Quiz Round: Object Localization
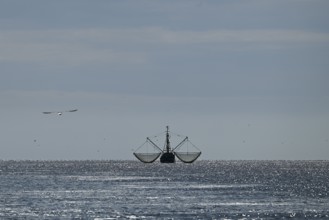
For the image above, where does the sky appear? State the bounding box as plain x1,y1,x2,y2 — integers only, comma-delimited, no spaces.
1,0,329,160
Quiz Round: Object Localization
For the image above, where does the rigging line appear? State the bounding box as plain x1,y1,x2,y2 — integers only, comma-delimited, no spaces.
172,137,188,151
147,137,163,152
187,140,202,151
134,140,148,152
147,131,166,139
169,131,187,139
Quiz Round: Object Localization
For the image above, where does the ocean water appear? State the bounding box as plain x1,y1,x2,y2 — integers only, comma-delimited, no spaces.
0,160,328,219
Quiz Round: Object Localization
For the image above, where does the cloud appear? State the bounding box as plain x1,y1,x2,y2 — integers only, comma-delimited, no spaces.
0,42,145,65
139,28,329,44
1,28,328,64
0,29,147,65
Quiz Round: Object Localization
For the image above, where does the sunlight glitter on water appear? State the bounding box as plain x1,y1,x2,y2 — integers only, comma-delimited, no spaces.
1,160,329,219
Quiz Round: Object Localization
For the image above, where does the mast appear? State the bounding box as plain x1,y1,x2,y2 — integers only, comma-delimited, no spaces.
160,126,175,163
165,126,171,153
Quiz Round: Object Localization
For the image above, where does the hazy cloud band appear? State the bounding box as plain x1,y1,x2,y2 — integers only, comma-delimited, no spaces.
1,28,328,64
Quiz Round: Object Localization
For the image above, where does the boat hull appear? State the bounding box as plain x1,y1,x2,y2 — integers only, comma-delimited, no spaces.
160,152,175,163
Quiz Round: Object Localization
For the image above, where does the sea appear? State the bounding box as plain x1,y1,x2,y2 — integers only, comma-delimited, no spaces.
0,160,328,219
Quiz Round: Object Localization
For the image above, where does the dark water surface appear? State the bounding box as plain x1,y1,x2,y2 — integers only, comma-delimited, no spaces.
0,160,328,219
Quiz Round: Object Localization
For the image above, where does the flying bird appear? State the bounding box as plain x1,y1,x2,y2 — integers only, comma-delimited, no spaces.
43,109,78,115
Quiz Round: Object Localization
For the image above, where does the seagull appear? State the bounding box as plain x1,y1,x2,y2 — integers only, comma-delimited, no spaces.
43,109,78,115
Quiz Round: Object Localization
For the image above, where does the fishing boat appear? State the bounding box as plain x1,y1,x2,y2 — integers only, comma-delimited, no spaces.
133,126,202,163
